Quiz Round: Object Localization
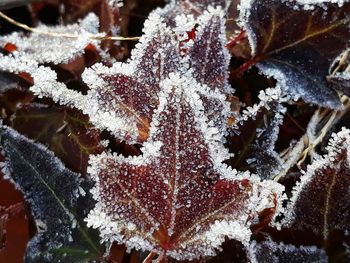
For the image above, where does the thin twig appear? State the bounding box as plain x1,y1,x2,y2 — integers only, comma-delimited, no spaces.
0,10,140,41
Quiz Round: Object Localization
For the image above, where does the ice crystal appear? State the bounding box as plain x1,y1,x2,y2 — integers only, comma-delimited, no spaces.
283,128,350,239
0,13,101,65
247,240,328,263
237,0,350,108
85,73,284,260
25,7,232,143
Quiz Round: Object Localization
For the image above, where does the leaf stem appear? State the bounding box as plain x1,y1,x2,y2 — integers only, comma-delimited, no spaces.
0,10,140,41
143,251,157,263
226,30,246,49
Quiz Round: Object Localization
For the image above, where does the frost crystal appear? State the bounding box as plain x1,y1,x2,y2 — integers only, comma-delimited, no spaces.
23,7,232,143
0,13,101,65
247,240,328,263
85,73,284,260
283,128,350,239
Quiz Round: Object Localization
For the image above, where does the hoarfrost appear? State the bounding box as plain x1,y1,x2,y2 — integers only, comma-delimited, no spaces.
85,73,284,260
247,239,328,263
283,128,350,239
0,13,101,65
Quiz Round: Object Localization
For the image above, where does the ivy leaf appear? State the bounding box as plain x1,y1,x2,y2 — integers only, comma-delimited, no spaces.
11,104,104,175
283,128,350,239
86,74,283,261
188,7,232,94
229,87,285,179
0,126,103,262
247,240,328,263
29,7,232,143
0,13,100,65
237,0,350,108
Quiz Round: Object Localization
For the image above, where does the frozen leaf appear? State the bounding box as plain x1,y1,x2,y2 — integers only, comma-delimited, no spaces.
188,6,232,94
0,13,100,65
237,0,350,108
283,128,350,239
28,8,232,142
247,240,328,263
156,0,231,27
86,73,283,261
12,104,104,175
229,88,286,179
0,126,103,262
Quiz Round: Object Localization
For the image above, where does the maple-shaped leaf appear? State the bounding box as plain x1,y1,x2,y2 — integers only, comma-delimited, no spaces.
247,240,328,263
28,7,232,143
237,0,350,108
283,128,350,239
0,126,103,262
86,73,283,261
0,13,100,65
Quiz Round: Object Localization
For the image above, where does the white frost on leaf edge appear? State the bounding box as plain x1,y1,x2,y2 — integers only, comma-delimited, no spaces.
282,127,350,230
247,239,328,263
0,13,101,65
85,73,285,260
234,85,287,127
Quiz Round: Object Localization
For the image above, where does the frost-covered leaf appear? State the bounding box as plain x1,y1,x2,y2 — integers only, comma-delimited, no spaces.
12,104,104,175
29,7,232,143
247,240,328,263
0,13,100,65
188,7,232,94
156,0,231,26
237,0,350,108
0,126,103,262
283,128,350,239
86,73,283,261
229,87,285,179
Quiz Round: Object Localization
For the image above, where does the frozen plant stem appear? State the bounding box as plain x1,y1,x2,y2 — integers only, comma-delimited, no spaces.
275,95,350,181
0,11,140,41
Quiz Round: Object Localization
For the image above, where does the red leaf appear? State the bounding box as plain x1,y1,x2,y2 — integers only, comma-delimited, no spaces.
86,74,283,261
